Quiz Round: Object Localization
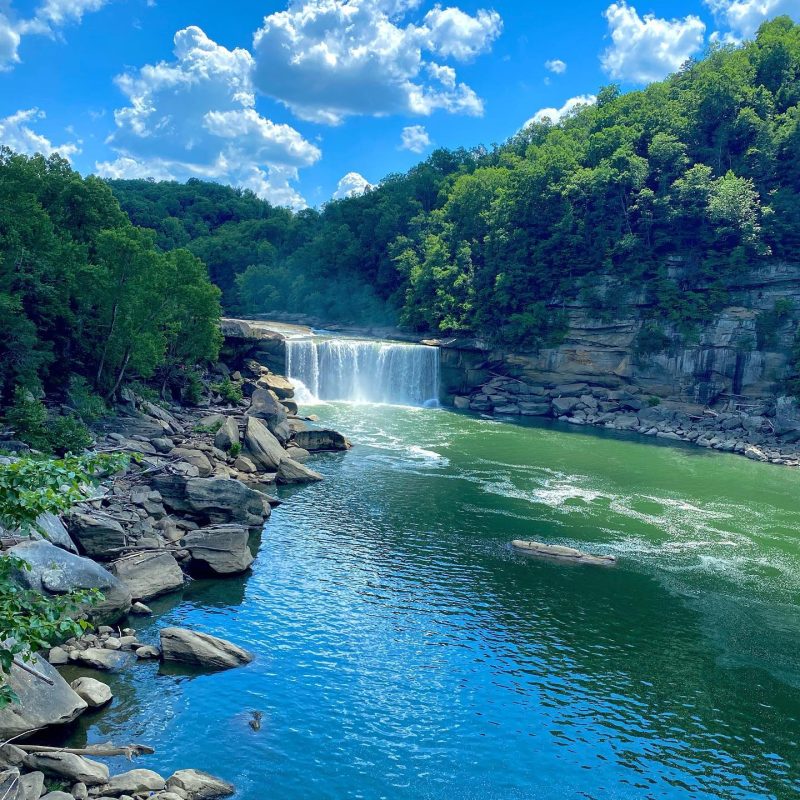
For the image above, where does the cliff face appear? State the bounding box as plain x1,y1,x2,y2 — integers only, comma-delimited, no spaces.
438,262,800,407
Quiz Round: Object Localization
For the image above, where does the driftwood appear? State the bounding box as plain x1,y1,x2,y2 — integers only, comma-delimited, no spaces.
18,743,155,760
512,540,617,567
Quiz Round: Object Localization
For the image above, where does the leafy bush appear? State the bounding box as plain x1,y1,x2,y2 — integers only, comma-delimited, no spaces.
756,299,794,350
182,369,205,406
66,376,108,422
635,324,671,357
212,377,243,404
0,452,128,707
5,388,93,456
229,442,242,458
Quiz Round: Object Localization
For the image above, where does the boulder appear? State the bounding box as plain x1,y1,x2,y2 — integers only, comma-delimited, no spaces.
276,458,323,485
248,387,287,425
0,746,25,771
166,769,235,799
519,402,551,416
33,513,77,553
244,417,286,471
110,551,184,601
552,396,580,415
213,417,240,452
183,525,253,575
70,676,112,708
169,449,213,478
23,753,108,786
20,771,43,800
0,771,23,800
65,511,126,559
135,645,161,659
40,793,72,800
8,540,131,624
293,429,351,452
70,647,129,671
159,627,253,670
152,476,270,529
48,646,69,665
101,769,166,796
256,374,294,400
233,455,257,474
285,446,310,462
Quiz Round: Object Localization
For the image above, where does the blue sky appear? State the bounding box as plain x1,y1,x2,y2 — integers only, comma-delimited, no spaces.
1,0,798,208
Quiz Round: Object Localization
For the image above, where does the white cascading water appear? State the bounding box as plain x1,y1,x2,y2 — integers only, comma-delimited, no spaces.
286,338,440,406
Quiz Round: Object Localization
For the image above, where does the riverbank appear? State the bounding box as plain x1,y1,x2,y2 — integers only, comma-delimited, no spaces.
0,342,350,799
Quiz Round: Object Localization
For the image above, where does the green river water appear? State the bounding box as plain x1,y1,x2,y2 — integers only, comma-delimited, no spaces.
63,404,800,799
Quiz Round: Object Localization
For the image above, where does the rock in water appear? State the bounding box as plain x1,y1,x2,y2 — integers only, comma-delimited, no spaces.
183,525,253,575
8,540,131,624
511,540,617,567
243,416,285,470
100,769,166,795
0,656,87,740
276,457,323,484
69,647,129,671
293,429,351,452
23,753,108,786
70,676,113,708
166,769,235,799
160,627,253,670
110,550,185,601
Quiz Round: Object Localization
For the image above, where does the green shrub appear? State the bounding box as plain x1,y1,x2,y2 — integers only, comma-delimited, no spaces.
5,387,93,455
635,324,671,356
194,421,223,435
183,370,205,406
212,377,243,404
66,376,108,422
229,442,242,458
647,396,661,407
756,299,794,350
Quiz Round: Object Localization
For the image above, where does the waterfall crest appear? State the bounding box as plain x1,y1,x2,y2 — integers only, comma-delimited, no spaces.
286,338,440,406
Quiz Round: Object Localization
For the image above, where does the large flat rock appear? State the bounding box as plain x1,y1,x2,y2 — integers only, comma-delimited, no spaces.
160,627,253,671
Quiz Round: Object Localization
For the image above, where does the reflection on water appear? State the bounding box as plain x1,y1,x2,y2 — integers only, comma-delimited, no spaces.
67,405,800,799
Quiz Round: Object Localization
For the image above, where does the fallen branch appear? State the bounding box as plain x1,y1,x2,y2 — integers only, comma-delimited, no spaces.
18,743,155,760
12,657,54,686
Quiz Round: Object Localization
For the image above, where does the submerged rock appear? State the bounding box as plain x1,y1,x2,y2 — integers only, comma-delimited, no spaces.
70,676,113,708
159,627,253,670
511,540,617,567
293,429,351,452
276,458,323,484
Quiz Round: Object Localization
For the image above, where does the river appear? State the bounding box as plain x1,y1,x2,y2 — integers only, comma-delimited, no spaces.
61,396,800,799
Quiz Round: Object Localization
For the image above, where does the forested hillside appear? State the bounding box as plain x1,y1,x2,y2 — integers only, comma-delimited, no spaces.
0,150,221,405
107,17,800,352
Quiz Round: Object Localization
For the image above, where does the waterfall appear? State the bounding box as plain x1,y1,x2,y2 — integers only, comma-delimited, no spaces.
286,338,440,406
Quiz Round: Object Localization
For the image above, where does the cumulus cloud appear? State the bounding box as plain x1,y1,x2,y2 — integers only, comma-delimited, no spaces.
0,0,108,69
523,94,597,128
705,0,800,41
544,58,567,74
98,26,320,209
400,124,431,152
601,2,706,84
252,0,502,125
332,171,372,200
0,108,80,158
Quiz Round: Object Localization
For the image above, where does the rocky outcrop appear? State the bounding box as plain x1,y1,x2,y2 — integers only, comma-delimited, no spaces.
243,417,285,470
276,458,323,484
183,525,254,575
9,540,131,624
0,656,87,739
213,417,239,452
152,476,271,530
159,627,253,670
110,551,185,601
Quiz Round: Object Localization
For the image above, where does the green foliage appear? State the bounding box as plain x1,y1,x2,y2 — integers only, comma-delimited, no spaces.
0,150,221,403
105,20,800,349
5,388,92,456
212,377,243,405
647,396,662,407
228,442,242,458
0,452,128,707
193,421,224,434
66,376,108,423
635,324,672,356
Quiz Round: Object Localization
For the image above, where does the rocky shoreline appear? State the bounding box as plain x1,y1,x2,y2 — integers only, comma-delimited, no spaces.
456,377,800,467
0,341,350,799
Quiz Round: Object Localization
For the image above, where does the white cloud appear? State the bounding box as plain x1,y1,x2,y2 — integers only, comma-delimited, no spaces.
400,124,431,152
523,94,597,128
601,2,706,84
422,6,502,60
332,171,372,200
0,0,108,70
0,108,79,159
705,0,800,41
544,58,567,74
252,0,501,125
98,26,320,209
